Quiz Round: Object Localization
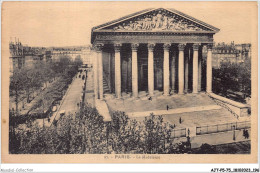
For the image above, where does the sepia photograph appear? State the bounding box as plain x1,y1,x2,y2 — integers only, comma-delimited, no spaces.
1,1,258,164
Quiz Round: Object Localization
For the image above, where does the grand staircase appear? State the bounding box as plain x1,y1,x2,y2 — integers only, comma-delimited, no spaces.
103,78,110,94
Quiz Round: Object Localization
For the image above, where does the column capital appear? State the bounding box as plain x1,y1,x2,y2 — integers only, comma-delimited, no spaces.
207,43,213,50
163,43,171,51
94,43,104,52
114,43,122,53
192,43,200,51
202,44,207,49
147,43,155,51
131,43,139,52
178,43,186,51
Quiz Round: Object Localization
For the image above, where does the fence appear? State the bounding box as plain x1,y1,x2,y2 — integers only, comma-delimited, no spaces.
171,128,186,138
196,121,250,135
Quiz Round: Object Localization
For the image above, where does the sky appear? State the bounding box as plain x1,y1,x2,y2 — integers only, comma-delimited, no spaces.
2,1,257,47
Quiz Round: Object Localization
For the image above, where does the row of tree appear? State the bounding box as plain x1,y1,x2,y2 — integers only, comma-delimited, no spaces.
9,104,191,154
213,58,251,103
9,55,83,115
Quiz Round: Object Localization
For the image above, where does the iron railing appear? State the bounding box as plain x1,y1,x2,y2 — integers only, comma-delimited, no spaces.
171,128,186,138
196,121,250,135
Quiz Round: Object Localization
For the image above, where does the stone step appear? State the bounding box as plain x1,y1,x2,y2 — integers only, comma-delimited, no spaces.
122,92,131,99
139,91,148,97
154,91,163,97
104,94,115,99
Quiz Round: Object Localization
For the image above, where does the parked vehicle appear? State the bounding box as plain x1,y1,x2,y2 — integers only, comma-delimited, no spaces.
59,110,66,117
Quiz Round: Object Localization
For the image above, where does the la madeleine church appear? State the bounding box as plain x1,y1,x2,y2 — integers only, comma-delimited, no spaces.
91,8,220,100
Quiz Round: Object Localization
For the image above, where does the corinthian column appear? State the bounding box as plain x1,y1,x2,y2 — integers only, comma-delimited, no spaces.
171,50,177,92
178,44,186,94
184,48,189,93
148,43,155,96
198,47,202,92
96,43,104,100
93,47,98,100
131,43,139,98
193,43,199,94
163,43,171,96
114,43,122,98
207,44,213,93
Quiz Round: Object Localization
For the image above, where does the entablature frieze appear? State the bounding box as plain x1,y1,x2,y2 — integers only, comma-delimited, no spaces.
93,33,213,45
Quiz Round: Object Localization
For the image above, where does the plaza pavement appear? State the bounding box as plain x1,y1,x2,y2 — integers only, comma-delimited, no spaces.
106,92,217,113
105,91,251,144
127,105,222,117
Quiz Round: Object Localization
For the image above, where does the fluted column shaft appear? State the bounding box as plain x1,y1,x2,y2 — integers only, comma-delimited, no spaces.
96,43,104,100
193,44,199,94
148,43,155,96
178,44,185,94
131,43,139,98
184,48,189,93
114,44,122,98
207,44,213,93
198,48,202,92
171,50,177,92
163,43,171,96
171,51,178,93
93,50,99,100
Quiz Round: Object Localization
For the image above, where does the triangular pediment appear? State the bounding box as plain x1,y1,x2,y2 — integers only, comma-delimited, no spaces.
93,8,220,33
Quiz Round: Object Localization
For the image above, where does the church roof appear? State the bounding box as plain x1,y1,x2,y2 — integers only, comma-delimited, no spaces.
91,8,220,43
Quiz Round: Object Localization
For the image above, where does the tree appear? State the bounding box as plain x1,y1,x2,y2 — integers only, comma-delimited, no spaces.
57,55,72,73
142,114,173,154
24,66,43,103
10,68,26,114
213,61,239,96
74,55,83,67
10,105,184,154
238,58,251,98
108,111,143,153
213,59,251,101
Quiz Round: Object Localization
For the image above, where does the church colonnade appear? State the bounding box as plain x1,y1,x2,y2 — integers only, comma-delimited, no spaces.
93,42,213,100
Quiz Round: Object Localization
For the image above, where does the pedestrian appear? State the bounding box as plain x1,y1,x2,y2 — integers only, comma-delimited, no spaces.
187,128,190,136
48,117,50,123
243,129,246,139
166,105,169,111
179,117,182,124
186,136,191,149
245,129,249,139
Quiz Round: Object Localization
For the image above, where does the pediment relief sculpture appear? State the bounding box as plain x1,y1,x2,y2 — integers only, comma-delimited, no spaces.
112,12,207,32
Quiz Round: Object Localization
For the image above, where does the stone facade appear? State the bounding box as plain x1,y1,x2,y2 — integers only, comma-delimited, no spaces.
9,39,52,75
91,8,220,99
211,42,251,69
